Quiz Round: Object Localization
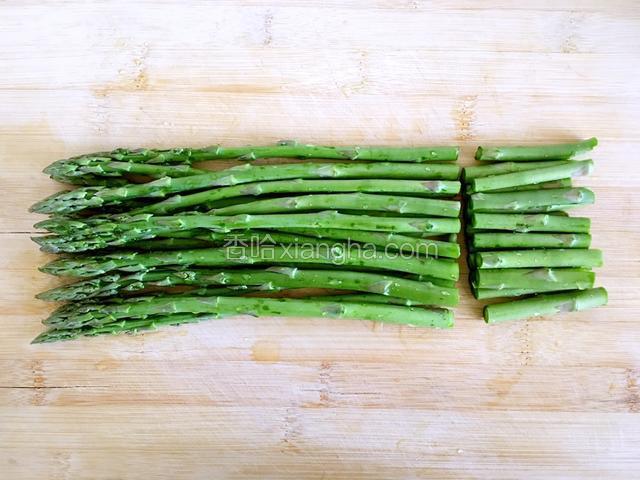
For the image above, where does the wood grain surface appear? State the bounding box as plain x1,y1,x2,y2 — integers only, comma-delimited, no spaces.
1,1,639,478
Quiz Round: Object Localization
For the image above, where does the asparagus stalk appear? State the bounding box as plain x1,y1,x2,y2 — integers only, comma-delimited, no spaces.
469,188,595,213
35,290,436,343
471,233,591,250
472,286,589,299
464,161,570,180
33,313,219,343
160,228,461,262
212,193,460,218
34,296,455,342
478,178,572,193
483,287,607,323
475,138,597,162
470,213,590,233
42,294,455,330
45,142,460,173
310,293,422,306
471,268,595,290
37,267,459,306
39,245,460,280
47,160,210,184
277,227,460,259
136,178,461,215
126,237,217,250
34,211,461,253
31,162,461,215
473,249,602,269
468,160,593,193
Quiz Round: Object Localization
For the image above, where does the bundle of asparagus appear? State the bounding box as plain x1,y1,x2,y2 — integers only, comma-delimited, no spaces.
31,142,462,342
464,138,607,323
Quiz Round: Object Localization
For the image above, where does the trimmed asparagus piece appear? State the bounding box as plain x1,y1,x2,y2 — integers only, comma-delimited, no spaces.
472,286,591,300
470,213,590,233
471,268,595,290
471,233,591,250
469,161,592,194
40,246,460,280
480,178,572,193
31,162,461,215
464,161,570,180
475,138,597,162
473,249,602,269
34,211,461,253
483,287,607,323
278,227,460,259
212,193,460,218
37,267,459,306
42,294,455,330
469,188,595,213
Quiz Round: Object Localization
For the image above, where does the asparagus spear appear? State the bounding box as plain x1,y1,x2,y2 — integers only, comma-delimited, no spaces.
135,178,461,215
277,227,460,259
34,297,455,343
42,294,455,330
473,249,602,269
37,267,459,306
483,287,607,323
45,142,460,173
470,213,590,233
47,160,210,184
33,313,218,343
31,162,461,215
472,286,589,299
310,293,423,306
469,188,595,213
478,178,572,193
471,233,591,250
463,161,570,180
35,290,439,343
212,193,460,218
39,245,460,280
475,138,597,162
166,228,461,261
468,160,593,193
34,211,461,253
471,268,594,290
126,237,217,250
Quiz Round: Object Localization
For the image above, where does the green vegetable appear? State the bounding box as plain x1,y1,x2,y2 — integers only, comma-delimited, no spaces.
483,287,607,323
470,213,590,233
41,294,455,331
471,268,594,290
37,267,459,306
475,138,597,162
32,162,461,215
469,188,595,213
212,193,460,218
40,245,460,280
34,211,461,253
473,249,602,269
464,161,570,180
471,233,591,250
277,227,460,258
480,178,572,193
468,160,593,193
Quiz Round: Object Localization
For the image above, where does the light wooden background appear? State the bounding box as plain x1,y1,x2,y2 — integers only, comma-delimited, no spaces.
1,1,639,478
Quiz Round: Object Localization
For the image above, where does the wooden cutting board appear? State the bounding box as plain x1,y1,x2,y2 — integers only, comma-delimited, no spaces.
1,1,639,478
